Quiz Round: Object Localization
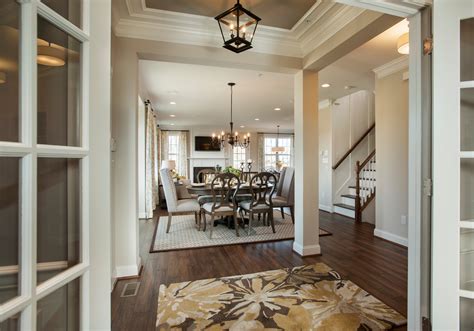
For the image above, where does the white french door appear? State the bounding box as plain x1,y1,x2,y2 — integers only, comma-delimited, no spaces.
432,0,474,329
0,0,90,330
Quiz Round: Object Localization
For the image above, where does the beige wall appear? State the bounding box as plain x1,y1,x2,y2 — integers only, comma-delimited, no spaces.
374,68,409,245
318,104,332,211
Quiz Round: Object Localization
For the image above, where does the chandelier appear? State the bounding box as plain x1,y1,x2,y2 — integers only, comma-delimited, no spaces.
212,82,250,149
271,125,286,153
215,0,261,53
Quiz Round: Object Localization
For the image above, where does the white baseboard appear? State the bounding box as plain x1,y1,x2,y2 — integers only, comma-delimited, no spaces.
139,212,149,219
293,242,321,256
319,204,333,213
374,228,408,247
114,257,142,278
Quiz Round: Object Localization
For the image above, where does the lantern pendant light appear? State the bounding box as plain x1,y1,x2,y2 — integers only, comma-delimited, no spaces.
272,125,286,153
215,0,261,53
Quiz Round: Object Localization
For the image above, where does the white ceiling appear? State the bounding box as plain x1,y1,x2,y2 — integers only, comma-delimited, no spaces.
139,61,294,131
318,19,409,101
139,19,409,131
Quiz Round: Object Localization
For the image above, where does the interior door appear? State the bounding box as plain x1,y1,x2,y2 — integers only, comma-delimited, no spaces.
432,0,474,330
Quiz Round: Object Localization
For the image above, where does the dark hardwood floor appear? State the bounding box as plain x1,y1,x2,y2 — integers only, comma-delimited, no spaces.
111,210,408,331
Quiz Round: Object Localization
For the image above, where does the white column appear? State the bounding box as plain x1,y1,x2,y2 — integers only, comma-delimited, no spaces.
293,70,320,256
111,38,141,278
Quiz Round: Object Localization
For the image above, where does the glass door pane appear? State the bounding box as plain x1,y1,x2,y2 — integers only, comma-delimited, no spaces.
37,158,80,284
0,157,21,304
37,278,80,330
37,16,81,147
0,1,21,142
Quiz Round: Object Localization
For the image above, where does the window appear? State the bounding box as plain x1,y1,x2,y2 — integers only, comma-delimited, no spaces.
168,134,179,162
233,145,247,169
263,136,293,169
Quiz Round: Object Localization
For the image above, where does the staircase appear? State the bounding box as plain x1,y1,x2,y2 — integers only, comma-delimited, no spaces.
331,123,376,221
334,151,376,220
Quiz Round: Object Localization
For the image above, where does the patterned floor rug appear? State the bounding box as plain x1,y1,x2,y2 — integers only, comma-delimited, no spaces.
151,211,331,252
156,263,407,330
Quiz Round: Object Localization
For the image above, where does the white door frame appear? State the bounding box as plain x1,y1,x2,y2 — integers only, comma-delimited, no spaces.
335,1,430,330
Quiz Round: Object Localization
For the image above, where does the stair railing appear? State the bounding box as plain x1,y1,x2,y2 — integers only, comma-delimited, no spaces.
333,123,375,170
355,150,376,222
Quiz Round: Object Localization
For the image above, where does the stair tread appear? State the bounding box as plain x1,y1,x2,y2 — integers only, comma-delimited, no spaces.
341,194,357,199
334,203,355,211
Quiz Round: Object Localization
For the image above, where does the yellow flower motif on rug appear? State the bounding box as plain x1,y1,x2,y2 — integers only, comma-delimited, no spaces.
156,263,406,330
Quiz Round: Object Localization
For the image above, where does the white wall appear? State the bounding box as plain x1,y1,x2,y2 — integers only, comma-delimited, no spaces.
374,68,409,246
331,90,375,204
318,103,333,212
111,35,141,279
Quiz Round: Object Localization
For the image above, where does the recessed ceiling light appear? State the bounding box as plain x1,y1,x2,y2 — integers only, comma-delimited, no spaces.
344,85,356,90
321,83,331,88
170,101,176,105
254,118,260,121
274,107,281,111
240,125,245,128
170,114,176,117
170,123,175,126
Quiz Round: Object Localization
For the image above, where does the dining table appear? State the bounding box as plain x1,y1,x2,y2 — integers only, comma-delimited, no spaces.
186,183,274,229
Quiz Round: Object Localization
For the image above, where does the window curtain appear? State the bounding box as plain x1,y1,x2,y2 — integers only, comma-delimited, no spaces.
257,133,265,171
176,131,188,178
145,106,159,219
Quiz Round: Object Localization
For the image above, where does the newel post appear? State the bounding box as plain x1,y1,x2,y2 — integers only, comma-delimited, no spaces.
355,161,361,222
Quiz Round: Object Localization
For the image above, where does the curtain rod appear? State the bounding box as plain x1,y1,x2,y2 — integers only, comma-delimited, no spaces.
257,132,294,136
160,129,190,132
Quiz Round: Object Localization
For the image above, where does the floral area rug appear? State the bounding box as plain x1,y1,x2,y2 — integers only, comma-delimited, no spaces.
156,263,406,330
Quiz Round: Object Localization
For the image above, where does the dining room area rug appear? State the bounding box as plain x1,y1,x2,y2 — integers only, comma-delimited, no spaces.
156,263,407,330
151,211,331,253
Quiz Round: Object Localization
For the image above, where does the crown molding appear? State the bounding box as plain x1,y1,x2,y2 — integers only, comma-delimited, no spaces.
373,55,409,79
335,0,430,17
114,0,377,58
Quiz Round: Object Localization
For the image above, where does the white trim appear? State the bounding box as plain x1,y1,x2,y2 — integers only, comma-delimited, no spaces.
37,2,89,42
319,204,333,213
335,0,429,17
114,258,142,278
318,99,331,109
460,221,474,229
374,228,409,247
292,242,321,256
114,0,370,58
407,12,423,331
373,56,409,79
0,261,69,276
138,212,149,219
460,80,474,88
461,151,474,158
36,264,89,301
459,290,474,299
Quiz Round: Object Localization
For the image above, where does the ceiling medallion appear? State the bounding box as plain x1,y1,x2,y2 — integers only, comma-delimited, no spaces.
212,82,250,149
215,0,261,54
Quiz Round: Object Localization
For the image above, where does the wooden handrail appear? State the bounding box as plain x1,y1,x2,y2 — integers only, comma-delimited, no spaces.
358,149,376,171
332,123,375,170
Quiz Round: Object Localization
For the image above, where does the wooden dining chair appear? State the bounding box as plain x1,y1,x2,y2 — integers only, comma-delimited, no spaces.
197,169,216,184
238,172,277,234
201,173,241,238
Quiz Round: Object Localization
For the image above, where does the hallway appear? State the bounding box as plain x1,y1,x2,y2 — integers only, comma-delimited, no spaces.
111,211,407,330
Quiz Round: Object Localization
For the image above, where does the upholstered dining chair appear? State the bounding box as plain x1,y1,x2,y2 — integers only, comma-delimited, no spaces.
160,168,201,233
201,173,241,238
239,172,277,234
271,167,295,223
